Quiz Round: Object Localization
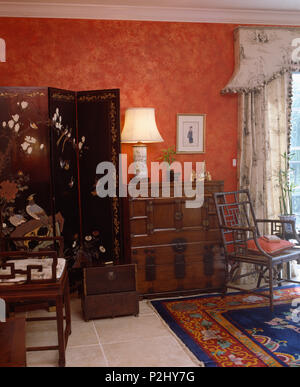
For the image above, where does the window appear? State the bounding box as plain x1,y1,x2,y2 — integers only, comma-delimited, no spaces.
290,73,300,230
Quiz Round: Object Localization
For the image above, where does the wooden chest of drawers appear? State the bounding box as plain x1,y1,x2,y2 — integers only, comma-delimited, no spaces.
129,181,225,297
81,264,139,320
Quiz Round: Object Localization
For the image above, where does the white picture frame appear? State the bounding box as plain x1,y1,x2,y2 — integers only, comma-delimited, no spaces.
176,114,206,154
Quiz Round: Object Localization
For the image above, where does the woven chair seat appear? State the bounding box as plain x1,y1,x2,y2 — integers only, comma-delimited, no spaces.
0,258,66,284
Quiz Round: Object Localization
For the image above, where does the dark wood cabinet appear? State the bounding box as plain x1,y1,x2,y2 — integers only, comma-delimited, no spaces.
81,264,139,320
129,181,226,297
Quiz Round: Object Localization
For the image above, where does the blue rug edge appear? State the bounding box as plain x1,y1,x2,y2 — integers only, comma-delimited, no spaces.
150,285,300,367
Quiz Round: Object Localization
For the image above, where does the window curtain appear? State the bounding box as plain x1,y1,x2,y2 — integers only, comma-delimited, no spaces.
222,26,300,284
237,72,297,284
239,73,290,224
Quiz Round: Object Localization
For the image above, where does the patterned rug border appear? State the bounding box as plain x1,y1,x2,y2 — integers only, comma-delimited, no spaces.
149,285,300,367
219,303,292,367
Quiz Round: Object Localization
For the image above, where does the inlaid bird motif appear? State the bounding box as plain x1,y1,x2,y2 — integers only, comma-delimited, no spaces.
26,194,47,221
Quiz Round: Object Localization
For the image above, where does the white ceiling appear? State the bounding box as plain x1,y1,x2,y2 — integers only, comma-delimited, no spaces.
0,0,296,9
2,0,300,10
1,0,300,25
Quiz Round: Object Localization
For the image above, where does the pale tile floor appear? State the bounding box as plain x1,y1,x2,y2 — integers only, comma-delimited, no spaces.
24,296,202,367
21,264,300,367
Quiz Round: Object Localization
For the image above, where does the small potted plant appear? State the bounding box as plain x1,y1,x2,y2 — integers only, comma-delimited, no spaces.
278,152,296,233
159,146,177,181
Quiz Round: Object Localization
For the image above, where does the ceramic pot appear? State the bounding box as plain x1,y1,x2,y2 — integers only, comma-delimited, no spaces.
279,214,296,235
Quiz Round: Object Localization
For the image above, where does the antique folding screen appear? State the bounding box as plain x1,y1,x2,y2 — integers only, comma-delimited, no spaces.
0,87,57,247
0,87,123,266
77,89,122,264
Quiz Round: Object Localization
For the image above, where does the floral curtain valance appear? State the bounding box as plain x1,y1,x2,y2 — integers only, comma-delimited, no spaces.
222,26,300,95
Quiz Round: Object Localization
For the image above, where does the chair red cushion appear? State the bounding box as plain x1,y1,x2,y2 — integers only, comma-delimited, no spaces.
247,237,294,255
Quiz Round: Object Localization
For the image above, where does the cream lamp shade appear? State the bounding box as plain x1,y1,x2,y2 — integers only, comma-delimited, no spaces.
121,108,163,179
121,108,163,143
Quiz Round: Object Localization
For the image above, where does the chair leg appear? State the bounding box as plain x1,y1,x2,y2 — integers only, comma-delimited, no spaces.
56,295,66,367
287,261,292,280
269,265,274,313
256,265,264,288
277,264,282,287
64,279,71,338
221,286,227,297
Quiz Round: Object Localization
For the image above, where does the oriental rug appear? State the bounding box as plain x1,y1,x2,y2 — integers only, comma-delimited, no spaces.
151,286,300,367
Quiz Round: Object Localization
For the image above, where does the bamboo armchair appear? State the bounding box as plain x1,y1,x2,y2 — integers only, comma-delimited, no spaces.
213,189,300,312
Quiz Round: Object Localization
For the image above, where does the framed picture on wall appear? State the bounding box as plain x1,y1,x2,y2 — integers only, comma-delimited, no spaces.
176,114,206,154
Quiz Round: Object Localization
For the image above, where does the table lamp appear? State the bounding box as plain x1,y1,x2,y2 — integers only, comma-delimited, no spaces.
121,107,163,179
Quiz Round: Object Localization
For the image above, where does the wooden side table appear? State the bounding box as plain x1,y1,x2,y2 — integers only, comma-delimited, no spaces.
0,317,26,367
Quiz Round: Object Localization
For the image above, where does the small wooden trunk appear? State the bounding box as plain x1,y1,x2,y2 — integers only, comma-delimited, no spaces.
81,264,139,320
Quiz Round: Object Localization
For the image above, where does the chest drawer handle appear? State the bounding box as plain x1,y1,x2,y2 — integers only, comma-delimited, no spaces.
144,248,155,254
175,212,183,221
107,271,116,281
172,238,187,253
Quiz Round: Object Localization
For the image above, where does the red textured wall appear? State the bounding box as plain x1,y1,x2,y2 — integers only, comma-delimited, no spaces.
0,17,238,191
